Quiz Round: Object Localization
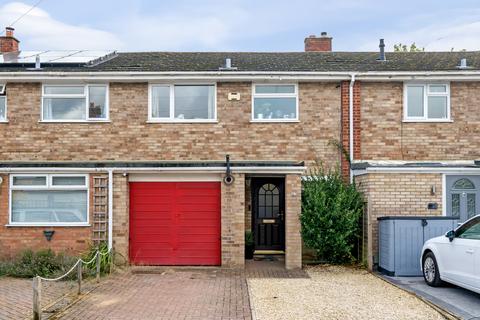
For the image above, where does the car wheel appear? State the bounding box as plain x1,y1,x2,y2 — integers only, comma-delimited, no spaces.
423,252,443,287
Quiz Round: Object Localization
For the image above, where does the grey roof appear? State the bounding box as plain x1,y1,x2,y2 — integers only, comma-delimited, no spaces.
1,51,480,72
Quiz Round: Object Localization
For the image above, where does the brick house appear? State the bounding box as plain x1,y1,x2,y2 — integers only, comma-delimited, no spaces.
0,29,479,270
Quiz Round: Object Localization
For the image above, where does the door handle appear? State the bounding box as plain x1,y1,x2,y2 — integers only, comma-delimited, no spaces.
466,249,475,254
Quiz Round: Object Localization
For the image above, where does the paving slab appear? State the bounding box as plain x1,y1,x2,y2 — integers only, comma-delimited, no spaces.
382,275,480,320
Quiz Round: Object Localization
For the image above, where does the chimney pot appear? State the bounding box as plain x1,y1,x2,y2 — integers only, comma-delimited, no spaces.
0,26,19,53
5,27,14,37
305,33,332,52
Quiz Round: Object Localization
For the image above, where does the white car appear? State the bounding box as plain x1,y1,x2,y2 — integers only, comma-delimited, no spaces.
421,215,480,294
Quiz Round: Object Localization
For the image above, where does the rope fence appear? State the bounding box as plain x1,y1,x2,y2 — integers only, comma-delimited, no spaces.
32,249,112,320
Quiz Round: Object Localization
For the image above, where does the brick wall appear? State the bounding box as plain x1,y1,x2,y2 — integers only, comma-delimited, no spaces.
112,174,129,261
361,81,480,160
0,174,94,258
221,173,245,267
340,81,361,180
244,178,252,232
356,173,442,269
0,82,341,169
285,174,302,269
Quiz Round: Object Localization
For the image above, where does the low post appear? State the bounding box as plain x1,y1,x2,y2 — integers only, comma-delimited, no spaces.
77,261,82,295
33,276,42,320
96,252,101,283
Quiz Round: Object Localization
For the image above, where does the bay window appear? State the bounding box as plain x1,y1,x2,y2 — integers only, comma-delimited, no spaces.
404,83,450,121
10,174,89,225
42,84,108,121
252,84,298,121
149,84,216,121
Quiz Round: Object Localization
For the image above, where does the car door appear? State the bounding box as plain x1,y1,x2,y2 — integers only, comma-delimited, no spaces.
444,217,480,288
436,238,475,284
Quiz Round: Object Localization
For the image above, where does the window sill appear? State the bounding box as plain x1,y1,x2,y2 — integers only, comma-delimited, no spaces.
38,120,111,123
402,119,453,123
5,223,91,227
0,120,8,123
147,120,218,124
250,119,300,123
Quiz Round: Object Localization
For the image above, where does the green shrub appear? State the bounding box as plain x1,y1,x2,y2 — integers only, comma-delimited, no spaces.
245,231,254,246
301,165,364,264
0,249,76,278
82,242,112,275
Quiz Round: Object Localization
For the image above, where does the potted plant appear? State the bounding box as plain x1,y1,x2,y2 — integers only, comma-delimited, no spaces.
245,231,254,259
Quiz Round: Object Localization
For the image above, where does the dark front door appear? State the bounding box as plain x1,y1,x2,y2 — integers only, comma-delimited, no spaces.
252,178,285,251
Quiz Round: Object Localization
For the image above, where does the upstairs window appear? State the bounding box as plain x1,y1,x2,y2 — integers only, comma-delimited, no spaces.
252,84,298,121
404,83,450,121
149,84,216,122
42,84,108,121
0,83,6,122
10,174,89,226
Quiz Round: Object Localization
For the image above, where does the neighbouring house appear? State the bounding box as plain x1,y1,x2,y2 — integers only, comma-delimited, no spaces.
0,28,479,270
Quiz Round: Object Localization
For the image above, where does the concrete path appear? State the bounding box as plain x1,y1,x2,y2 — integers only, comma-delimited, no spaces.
382,275,480,320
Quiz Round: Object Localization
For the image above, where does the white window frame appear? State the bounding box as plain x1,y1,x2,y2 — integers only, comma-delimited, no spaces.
8,173,90,226
251,83,299,122
148,83,217,123
403,83,451,122
41,84,109,122
0,95,7,123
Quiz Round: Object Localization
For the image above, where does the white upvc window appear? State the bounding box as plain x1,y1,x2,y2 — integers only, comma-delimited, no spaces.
252,84,299,122
0,83,6,122
41,84,109,122
148,84,217,122
404,83,450,122
0,95,6,122
9,174,89,226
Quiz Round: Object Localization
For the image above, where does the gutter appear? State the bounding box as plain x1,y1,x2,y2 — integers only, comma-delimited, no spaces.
0,166,306,174
1,70,480,81
349,73,356,184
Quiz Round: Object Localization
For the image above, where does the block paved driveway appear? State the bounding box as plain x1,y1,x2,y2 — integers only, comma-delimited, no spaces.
56,268,252,320
0,277,77,320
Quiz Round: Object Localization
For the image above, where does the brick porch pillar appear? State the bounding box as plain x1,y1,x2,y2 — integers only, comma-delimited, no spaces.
221,173,245,268
112,173,129,260
285,174,302,269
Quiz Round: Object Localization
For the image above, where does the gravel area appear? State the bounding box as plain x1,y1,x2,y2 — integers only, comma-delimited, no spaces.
247,265,446,320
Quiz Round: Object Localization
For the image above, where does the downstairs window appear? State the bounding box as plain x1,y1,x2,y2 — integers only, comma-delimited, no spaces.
10,174,89,225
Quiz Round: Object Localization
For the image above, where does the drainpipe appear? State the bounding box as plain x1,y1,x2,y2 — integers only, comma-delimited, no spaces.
349,73,356,184
107,169,113,250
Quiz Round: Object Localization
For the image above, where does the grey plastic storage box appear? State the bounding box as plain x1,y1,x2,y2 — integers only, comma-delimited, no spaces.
378,216,458,276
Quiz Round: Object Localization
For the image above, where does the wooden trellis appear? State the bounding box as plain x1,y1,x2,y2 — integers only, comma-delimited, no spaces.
92,176,108,244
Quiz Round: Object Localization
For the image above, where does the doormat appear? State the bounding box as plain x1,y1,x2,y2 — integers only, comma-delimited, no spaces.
253,255,279,262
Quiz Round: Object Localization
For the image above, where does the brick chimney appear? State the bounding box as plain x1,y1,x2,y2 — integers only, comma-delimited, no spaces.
0,27,20,53
304,32,332,52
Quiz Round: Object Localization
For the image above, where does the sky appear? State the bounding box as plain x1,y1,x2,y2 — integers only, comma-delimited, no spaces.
0,0,479,52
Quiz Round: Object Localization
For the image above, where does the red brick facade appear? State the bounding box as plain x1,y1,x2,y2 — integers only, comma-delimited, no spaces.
304,34,332,52
0,27,19,53
0,174,94,258
340,80,361,180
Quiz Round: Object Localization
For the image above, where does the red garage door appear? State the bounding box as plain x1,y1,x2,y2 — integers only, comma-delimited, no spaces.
129,182,221,265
